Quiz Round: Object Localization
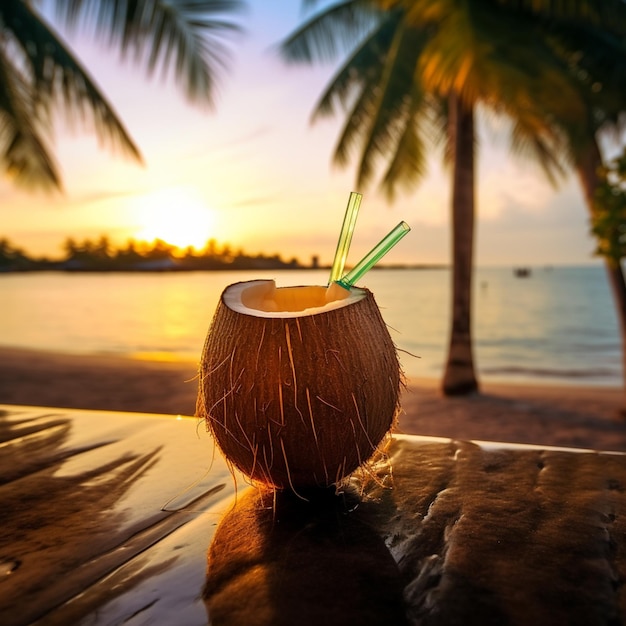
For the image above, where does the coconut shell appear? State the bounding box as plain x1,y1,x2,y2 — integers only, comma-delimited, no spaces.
197,280,401,490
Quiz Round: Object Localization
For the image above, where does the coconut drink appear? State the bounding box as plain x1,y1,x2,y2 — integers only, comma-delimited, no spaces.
197,194,410,491
196,279,402,490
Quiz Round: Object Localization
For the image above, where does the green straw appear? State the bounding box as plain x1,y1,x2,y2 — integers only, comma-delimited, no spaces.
337,221,410,289
328,192,362,285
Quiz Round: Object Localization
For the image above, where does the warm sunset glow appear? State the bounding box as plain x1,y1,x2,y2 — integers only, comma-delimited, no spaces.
133,187,217,250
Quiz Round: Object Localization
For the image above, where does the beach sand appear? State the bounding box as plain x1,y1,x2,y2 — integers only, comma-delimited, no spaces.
1,346,625,452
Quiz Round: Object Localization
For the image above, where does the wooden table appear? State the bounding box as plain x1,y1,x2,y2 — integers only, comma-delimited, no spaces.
1,404,625,626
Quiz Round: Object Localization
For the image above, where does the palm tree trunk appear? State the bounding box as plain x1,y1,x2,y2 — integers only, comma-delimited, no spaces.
442,93,479,396
577,141,626,401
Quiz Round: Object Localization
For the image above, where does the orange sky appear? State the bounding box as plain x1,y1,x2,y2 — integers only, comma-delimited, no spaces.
0,1,600,267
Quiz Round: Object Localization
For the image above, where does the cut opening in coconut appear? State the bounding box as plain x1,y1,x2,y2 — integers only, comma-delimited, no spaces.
224,279,366,317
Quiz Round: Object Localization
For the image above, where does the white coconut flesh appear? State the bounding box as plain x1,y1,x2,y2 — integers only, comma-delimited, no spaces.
223,279,367,317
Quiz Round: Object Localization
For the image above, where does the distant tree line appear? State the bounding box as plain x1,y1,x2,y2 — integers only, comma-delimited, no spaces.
0,235,311,272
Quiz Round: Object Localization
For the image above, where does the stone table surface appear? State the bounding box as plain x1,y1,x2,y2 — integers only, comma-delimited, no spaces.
1,404,625,626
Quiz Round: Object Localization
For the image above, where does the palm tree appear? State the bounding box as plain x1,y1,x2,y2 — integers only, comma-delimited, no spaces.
279,0,598,395
0,0,243,191
377,3,626,398
542,22,626,394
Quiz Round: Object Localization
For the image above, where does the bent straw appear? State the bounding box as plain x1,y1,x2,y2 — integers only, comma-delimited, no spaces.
328,192,362,285
337,221,411,289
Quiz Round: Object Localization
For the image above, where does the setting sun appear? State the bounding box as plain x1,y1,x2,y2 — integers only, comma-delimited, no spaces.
133,187,217,250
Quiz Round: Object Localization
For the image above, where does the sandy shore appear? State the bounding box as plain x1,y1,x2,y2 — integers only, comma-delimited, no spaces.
1,346,625,451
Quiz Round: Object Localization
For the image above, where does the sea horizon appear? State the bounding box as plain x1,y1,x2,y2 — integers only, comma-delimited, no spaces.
2,265,621,388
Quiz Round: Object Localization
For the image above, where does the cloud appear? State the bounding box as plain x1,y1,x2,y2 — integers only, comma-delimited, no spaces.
479,155,561,220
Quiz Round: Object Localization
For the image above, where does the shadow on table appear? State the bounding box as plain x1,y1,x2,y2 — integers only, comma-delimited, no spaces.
203,486,409,626
0,410,163,625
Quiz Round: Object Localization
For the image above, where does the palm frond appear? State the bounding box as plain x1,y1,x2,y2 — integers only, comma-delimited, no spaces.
279,0,379,65
331,72,380,170
382,0,626,33
380,89,429,201
377,0,458,26
508,118,568,186
296,9,432,194
546,21,626,125
0,44,61,191
424,94,450,161
51,0,245,103
354,19,426,188
321,20,404,184
493,0,626,35
310,11,400,119
4,0,142,162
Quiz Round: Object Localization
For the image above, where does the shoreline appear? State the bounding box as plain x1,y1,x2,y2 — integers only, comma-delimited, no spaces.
1,346,625,452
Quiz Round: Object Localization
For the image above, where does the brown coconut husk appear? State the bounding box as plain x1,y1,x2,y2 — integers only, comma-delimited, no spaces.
196,280,402,491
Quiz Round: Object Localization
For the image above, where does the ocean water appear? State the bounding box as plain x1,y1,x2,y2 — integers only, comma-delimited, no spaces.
0,266,621,387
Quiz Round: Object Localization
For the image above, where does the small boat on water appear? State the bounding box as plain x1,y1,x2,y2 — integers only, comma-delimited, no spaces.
514,267,531,278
